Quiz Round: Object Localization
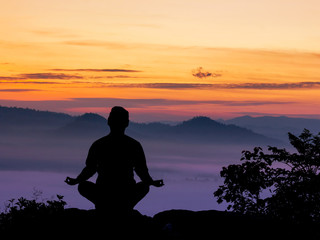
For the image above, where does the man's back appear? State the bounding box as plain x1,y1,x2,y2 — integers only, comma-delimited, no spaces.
85,134,151,187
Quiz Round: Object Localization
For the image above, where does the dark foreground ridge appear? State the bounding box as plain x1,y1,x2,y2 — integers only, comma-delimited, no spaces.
2,208,320,239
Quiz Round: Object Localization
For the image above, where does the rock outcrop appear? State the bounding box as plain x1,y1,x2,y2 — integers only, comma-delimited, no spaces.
2,208,320,239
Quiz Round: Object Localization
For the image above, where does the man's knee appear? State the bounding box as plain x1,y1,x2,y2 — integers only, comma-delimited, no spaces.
138,182,150,195
144,183,150,194
78,181,97,205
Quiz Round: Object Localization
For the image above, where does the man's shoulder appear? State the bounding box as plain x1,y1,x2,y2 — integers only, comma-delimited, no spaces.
91,134,141,145
91,135,110,146
124,135,141,145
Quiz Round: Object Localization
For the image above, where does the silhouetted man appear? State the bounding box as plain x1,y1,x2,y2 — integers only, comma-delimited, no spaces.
65,106,164,215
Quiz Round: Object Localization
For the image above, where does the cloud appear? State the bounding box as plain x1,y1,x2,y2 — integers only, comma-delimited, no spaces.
216,82,320,90
106,83,214,89
97,81,320,90
0,73,83,81
104,75,140,79
0,81,63,84
0,89,41,92
119,81,320,90
192,67,222,79
0,69,140,82
50,68,141,73
18,73,83,80
2,73,320,90
0,76,24,80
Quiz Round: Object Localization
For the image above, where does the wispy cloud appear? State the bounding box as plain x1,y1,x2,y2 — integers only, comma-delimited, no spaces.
2,71,320,90
104,75,140,79
0,73,83,81
50,68,141,73
95,81,320,90
106,83,214,89
0,81,63,84
18,73,83,80
0,69,141,82
0,89,41,92
0,76,24,80
217,82,320,90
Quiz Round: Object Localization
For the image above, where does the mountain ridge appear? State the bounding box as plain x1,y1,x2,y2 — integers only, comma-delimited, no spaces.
222,115,320,141
0,105,73,133
0,106,284,144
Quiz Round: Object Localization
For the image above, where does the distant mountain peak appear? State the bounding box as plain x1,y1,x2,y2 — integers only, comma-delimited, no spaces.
190,116,213,122
57,113,108,137
180,116,223,127
76,113,107,123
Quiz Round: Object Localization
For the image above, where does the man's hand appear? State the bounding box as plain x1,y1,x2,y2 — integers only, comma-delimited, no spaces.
151,179,164,187
65,177,79,186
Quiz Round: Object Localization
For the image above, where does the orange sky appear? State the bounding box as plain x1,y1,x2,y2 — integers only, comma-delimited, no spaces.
1,0,320,121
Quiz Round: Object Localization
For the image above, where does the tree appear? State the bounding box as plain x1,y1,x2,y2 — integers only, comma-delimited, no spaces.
214,129,320,223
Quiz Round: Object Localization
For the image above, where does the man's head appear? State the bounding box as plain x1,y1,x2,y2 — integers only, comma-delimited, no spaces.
108,106,129,133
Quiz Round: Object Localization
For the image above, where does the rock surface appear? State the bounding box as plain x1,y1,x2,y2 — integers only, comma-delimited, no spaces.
2,208,320,239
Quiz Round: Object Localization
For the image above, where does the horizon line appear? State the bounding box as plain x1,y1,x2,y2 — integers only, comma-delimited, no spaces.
1,104,320,123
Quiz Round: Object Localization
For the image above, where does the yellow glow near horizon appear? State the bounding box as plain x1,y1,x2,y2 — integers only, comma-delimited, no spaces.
1,0,320,121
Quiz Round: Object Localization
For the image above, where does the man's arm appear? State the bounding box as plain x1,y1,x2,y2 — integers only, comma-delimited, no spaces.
75,165,96,182
65,143,98,185
134,143,164,187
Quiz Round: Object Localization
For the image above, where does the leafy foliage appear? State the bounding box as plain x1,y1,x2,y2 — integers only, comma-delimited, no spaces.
214,129,320,223
0,192,67,232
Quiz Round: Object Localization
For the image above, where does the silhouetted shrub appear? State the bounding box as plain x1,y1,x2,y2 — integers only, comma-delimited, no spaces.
214,129,320,223
0,192,66,232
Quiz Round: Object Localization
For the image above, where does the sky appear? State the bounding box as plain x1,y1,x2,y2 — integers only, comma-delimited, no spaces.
1,0,320,122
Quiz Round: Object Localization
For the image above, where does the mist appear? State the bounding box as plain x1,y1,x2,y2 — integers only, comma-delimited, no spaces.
0,130,266,216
